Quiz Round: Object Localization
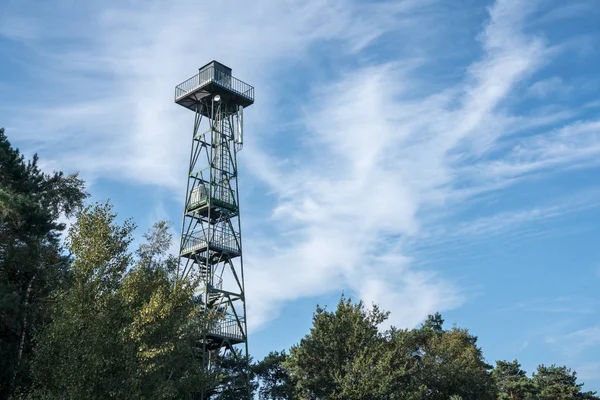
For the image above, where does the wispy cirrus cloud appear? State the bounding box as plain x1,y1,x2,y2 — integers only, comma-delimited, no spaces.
502,296,598,316
469,120,600,181
1,0,448,329
243,0,600,329
547,326,600,357
409,188,600,255
1,0,600,336
2,0,421,188
564,327,600,353
527,76,572,98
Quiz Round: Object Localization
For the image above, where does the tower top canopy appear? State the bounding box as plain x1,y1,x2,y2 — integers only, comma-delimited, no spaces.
175,60,254,114
199,60,232,75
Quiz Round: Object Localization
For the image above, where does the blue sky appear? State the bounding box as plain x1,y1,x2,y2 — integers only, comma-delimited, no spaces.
1,0,600,391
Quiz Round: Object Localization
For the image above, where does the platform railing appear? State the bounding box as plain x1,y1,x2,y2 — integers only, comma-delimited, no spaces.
188,185,208,209
188,184,236,210
210,275,223,290
181,228,240,256
209,317,244,340
175,66,254,102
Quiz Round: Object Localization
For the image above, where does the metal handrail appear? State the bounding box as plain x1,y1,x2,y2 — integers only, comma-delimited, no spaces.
209,317,243,340
181,228,240,255
175,66,254,102
210,275,223,290
188,184,236,209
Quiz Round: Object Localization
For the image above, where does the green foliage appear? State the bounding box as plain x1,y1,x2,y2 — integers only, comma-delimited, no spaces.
532,364,599,400
31,202,136,399
253,351,295,400
31,209,212,399
0,128,86,398
4,128,599,400
214,350,257,400
410,316,497,400
340,335,415,399
120,223,210,398
256,298,600,400
266,300,497,400
286,295,390,399
493,360,536,400
0,131,251,398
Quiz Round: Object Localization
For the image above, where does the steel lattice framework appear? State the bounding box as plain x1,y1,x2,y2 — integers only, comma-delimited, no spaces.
174,61,254,399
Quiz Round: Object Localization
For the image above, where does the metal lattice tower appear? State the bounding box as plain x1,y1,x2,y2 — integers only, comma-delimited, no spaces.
174,61,254,398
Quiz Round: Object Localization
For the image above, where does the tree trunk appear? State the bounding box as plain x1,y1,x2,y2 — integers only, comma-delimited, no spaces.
10,273,36,396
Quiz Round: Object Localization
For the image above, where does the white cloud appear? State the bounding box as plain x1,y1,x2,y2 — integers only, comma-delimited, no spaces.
546,326,600,365
244,0,588,330
475,120,600,181
4,0,419,189
502,296,598,316
564,327,600,354
409,189,600,254
536,1,598,25
2,0,444,330
2,0,600,334
527,76,571,98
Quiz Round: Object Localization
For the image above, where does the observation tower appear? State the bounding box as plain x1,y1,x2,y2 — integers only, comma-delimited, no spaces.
174,61,254,398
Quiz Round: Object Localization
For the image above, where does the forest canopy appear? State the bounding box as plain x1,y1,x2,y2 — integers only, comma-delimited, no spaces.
1,127,598,399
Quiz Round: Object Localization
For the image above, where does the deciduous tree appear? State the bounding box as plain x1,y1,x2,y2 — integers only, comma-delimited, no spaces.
32,210,216,399
31,202,135,399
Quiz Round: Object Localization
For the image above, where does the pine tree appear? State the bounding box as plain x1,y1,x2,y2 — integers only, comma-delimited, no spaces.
0,128,86,398
532,364,599,400
492,360,535,400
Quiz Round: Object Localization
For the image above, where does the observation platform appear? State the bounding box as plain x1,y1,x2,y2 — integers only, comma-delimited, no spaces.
174,61,254,115
180,229,241,262
208,318,244,343
186,185,238,220
204,319,245,349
